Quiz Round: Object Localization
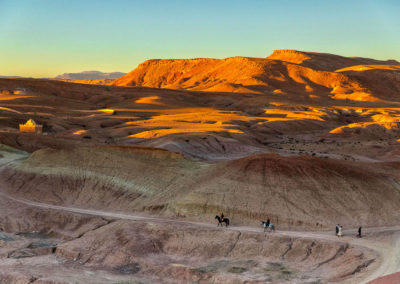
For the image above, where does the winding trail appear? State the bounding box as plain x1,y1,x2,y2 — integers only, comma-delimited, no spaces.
0,190,400,283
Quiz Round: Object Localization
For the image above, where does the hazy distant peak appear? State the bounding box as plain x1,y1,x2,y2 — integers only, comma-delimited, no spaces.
55,71,126,80
0,75,24,79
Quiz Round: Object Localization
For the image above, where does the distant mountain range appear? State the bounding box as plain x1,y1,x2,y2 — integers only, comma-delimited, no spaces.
55,71,126,80
0,76,24,79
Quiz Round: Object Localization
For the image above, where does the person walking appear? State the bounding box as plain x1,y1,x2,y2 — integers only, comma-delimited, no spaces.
357,226,362,238
338,226,342,237
335,224,339,236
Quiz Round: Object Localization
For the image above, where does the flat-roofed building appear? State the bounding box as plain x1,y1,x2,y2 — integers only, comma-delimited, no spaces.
19,119,43,134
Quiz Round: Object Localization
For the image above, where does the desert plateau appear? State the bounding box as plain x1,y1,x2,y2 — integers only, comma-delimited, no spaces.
0,47,400,283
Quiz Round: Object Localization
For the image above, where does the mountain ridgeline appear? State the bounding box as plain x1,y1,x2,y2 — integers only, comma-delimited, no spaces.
112,50,400,102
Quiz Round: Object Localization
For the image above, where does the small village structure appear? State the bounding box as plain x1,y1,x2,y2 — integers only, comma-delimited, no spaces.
19,119,43,134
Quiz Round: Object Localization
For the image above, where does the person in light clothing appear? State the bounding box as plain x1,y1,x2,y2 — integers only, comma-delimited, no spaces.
338,226,343,237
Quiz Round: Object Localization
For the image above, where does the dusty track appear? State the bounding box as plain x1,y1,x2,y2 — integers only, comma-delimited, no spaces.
0,190,399,283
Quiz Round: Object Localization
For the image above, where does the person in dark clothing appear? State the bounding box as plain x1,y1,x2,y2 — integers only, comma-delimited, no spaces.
335,224,339,236
266,218,270,228
357,226,362,238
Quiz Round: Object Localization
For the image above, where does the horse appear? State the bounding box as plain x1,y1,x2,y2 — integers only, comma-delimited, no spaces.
215,215,230,227
261,221,275,232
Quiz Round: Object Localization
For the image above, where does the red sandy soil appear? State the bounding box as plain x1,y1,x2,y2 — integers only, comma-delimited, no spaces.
368,272,400,284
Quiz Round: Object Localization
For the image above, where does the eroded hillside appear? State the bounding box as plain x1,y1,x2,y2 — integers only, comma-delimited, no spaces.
1,77,400,162
2,145,400,230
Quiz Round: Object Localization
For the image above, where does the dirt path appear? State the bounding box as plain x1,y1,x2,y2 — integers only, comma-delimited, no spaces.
0,190,399,283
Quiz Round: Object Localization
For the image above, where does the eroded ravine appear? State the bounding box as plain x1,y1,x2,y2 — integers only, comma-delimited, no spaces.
0,146,399,283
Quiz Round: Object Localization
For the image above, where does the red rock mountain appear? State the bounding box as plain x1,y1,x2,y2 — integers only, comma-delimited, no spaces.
112,50,400,102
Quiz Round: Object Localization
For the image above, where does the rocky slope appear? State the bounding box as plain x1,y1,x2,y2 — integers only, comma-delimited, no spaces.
0,143,382,283
0,194,377,283
2,145,400,231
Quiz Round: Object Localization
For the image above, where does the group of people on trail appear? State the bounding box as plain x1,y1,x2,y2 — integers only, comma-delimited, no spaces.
216,213,364,238
336,224,362,238
216,213,275,232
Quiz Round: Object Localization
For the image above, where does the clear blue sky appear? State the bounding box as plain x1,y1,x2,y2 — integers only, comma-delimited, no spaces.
0,0,399,77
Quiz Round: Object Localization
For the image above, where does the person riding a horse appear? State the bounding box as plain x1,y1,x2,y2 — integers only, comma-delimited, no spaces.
215,213,229,227
261,218,275,232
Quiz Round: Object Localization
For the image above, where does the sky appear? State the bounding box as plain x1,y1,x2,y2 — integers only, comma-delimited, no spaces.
0,0,399,77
